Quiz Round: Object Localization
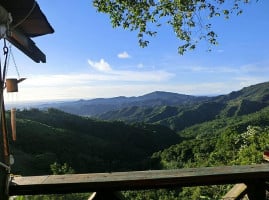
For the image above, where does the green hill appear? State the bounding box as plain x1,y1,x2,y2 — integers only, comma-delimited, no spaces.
215,81,269,103
126,103,269,200
8,108,180,175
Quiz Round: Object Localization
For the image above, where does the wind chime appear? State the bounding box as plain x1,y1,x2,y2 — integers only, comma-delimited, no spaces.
6,45,26,142
1,40,25,150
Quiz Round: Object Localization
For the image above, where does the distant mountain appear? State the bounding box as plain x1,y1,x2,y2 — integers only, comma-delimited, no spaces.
97,82,269,131
39,91,210,116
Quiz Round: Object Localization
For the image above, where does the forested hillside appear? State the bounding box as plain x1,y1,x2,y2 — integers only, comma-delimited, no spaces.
125,105,269,199
7,108,180,175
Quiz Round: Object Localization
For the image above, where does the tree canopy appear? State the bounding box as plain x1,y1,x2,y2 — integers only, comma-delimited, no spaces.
93,0,252,54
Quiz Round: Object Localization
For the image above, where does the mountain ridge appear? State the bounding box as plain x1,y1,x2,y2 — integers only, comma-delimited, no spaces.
38,91,210,116
96,81,269,131
20,81,269,130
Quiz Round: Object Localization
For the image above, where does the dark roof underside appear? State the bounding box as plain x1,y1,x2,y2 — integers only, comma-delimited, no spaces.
0,0,54,62
0,0,54,37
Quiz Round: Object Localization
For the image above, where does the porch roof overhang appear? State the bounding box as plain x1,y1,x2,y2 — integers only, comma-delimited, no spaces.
0,0,54,62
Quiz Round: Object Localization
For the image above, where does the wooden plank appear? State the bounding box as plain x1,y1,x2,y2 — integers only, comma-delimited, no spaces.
222,183,247,200
9,164,269,195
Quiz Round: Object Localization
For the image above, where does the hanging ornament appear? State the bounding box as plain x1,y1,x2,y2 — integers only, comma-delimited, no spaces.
6,44,26,93
6,78,26,92
10,108,16,141
4,43,26,142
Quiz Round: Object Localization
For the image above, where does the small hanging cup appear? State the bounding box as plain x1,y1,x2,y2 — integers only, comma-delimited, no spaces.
6,78,18,92
6,78,26,92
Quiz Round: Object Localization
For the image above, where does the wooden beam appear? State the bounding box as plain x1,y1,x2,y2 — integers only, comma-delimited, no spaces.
9,164,269,196
7,29,46,63
222,183,247,200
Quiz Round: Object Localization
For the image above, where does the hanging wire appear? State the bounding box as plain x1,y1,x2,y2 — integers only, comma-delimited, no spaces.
8,45,20,79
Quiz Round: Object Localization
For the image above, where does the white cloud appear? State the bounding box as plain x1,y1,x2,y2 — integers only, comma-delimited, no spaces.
88,59,112,72
109,70,174,81
137,63,144,68
22,70,173,89
187,63,269,74
188,66,238,73
117,51,130,59
87,58,174,81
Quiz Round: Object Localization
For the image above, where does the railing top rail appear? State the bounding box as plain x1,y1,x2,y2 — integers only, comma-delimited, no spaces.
9,164,269,195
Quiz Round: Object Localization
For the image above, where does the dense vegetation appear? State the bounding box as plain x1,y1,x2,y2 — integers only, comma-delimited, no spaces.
8,82,269,199
123,106,269,199
8,108,180,175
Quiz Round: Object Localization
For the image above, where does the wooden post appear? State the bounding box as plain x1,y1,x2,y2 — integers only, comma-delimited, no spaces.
245,180,266,200
0,50,10,200
0,95,10,200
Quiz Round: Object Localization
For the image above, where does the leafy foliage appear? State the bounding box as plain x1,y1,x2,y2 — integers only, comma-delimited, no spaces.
93,0,252,54
141,107,269,199
50,162,75,175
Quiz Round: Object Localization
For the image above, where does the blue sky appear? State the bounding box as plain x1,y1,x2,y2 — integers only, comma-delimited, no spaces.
3,0,269,102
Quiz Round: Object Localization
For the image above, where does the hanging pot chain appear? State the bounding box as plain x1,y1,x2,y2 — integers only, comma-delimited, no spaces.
8,45,20,79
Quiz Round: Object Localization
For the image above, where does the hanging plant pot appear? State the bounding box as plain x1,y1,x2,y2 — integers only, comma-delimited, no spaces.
6,78,18,92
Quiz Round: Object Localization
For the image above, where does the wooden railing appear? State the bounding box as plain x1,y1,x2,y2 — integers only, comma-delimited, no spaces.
8,164,269,199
